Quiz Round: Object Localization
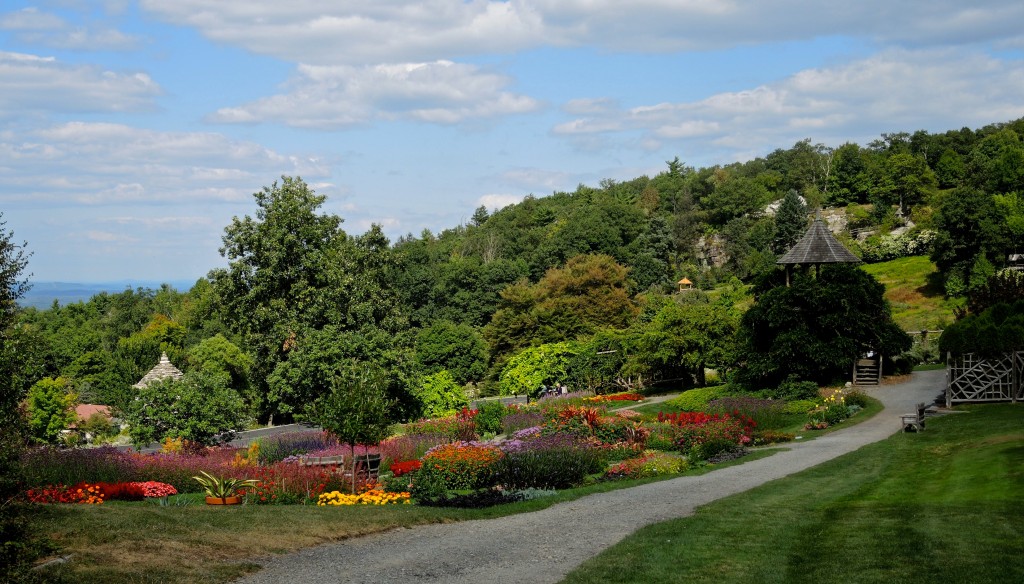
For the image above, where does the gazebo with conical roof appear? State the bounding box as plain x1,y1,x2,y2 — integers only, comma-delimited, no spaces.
133,352,184,388
777,215,860,285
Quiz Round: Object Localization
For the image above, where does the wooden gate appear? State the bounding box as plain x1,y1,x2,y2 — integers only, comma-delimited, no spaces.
946,351,1024,406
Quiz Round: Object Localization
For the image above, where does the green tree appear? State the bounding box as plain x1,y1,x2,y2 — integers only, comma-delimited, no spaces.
123,370,249,447
772,190,808,254
306,366,394,493
266,326,418,421
498,342,580,397
627,295,739,387
934,148,966,189
485,254,637,363
414,370,468,418
0,215,39,581
993,192,1024,248
884,153,938,216
736,265,911,387
187,334,254,407
25,377,78,444
415,320,488,385
827,143,871,205
211,177,348,420
968,128,1024,194
931,187,1010,290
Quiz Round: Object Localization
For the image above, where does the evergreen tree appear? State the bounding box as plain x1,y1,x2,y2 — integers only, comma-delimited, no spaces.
772,190,808,254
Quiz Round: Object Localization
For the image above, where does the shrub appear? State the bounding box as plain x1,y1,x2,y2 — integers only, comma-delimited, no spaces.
20,446,139,487
414,369,469,418
419,442,503,491
379,434,449,462
707,396,787,430
750,430,796,445
255,431,339,465
493,435,606,490
665,386,729,412
501,410,546,434
606,451,688,480
688,437,743,462
403,414,477,442
645,423,682,451
474,400,507,435
415,489,523,508
772,377,821,401
782,400,818,414
673,417,749,461
844,390,870,409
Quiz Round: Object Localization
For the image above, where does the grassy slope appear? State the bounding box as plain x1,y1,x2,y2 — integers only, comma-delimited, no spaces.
562,403,1024,584
861,256,960,331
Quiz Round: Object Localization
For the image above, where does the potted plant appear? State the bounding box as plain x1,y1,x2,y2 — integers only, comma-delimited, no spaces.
192,471,258,505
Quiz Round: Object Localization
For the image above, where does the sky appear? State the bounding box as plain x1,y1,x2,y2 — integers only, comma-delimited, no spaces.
1,1,1023,284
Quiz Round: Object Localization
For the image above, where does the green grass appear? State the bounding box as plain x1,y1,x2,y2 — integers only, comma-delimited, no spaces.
861,256,960,331
561,403,1024,584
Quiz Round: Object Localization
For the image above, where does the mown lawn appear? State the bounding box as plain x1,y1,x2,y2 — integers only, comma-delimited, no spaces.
561,403,1024,584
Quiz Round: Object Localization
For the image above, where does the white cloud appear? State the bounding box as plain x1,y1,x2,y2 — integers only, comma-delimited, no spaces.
498,168,574,191
0,7,140,50
552,48,1024,160
140,1,1024,64
0,51,159,117
208,61,540,128
84,230,137,243
477,193,524,210
0,122,326,206
350,216,402,234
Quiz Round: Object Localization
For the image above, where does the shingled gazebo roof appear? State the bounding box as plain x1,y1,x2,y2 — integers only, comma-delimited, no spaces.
132,352,184,388
777,217,860,266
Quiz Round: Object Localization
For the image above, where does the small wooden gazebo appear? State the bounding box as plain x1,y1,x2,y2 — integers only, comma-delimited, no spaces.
677,277,694,292
777,215,860,285
132,353,184,388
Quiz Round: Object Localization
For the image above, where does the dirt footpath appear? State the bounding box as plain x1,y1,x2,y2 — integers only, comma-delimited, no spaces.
234,371,945,584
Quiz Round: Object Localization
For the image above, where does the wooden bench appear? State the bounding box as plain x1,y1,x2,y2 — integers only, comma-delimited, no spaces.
298,455,345,468
900,402,928,432
297,454,381,481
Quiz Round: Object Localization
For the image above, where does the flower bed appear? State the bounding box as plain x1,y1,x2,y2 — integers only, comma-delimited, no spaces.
585,392,644,403
419,442,504,491
605,451,688,480
317,489,411,506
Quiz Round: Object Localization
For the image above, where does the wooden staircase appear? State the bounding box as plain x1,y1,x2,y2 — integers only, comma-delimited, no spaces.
853,356,881,386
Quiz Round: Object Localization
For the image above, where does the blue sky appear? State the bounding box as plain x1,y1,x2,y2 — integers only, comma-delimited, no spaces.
1,1,1022,283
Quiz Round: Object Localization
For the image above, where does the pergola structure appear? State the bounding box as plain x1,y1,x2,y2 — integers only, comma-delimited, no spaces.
777,215,860,285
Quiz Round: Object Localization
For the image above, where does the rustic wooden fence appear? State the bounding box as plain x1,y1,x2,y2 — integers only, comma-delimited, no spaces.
946,351,1024,407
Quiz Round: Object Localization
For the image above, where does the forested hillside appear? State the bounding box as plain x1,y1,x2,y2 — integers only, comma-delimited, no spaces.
8,118,1024,441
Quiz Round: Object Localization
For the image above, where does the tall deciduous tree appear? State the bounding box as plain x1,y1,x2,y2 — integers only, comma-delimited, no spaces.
25,377,77,444
123,370,248,447
736,265,911,387
931,186,1010,292
0,217,40,581
415,320,488,385
485,254,637,363
212,177,356,420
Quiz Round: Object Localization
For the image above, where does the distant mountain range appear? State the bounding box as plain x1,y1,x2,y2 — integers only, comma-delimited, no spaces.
20,280,198,309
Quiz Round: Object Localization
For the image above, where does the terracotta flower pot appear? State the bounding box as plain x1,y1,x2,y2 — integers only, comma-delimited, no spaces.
205,496,242,505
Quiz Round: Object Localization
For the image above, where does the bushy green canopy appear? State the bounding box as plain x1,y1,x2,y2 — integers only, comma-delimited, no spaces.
939,300,1024,357
736,264,911,387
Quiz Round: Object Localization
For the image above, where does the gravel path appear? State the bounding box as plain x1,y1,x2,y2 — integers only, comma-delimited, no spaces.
234,371,945,584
